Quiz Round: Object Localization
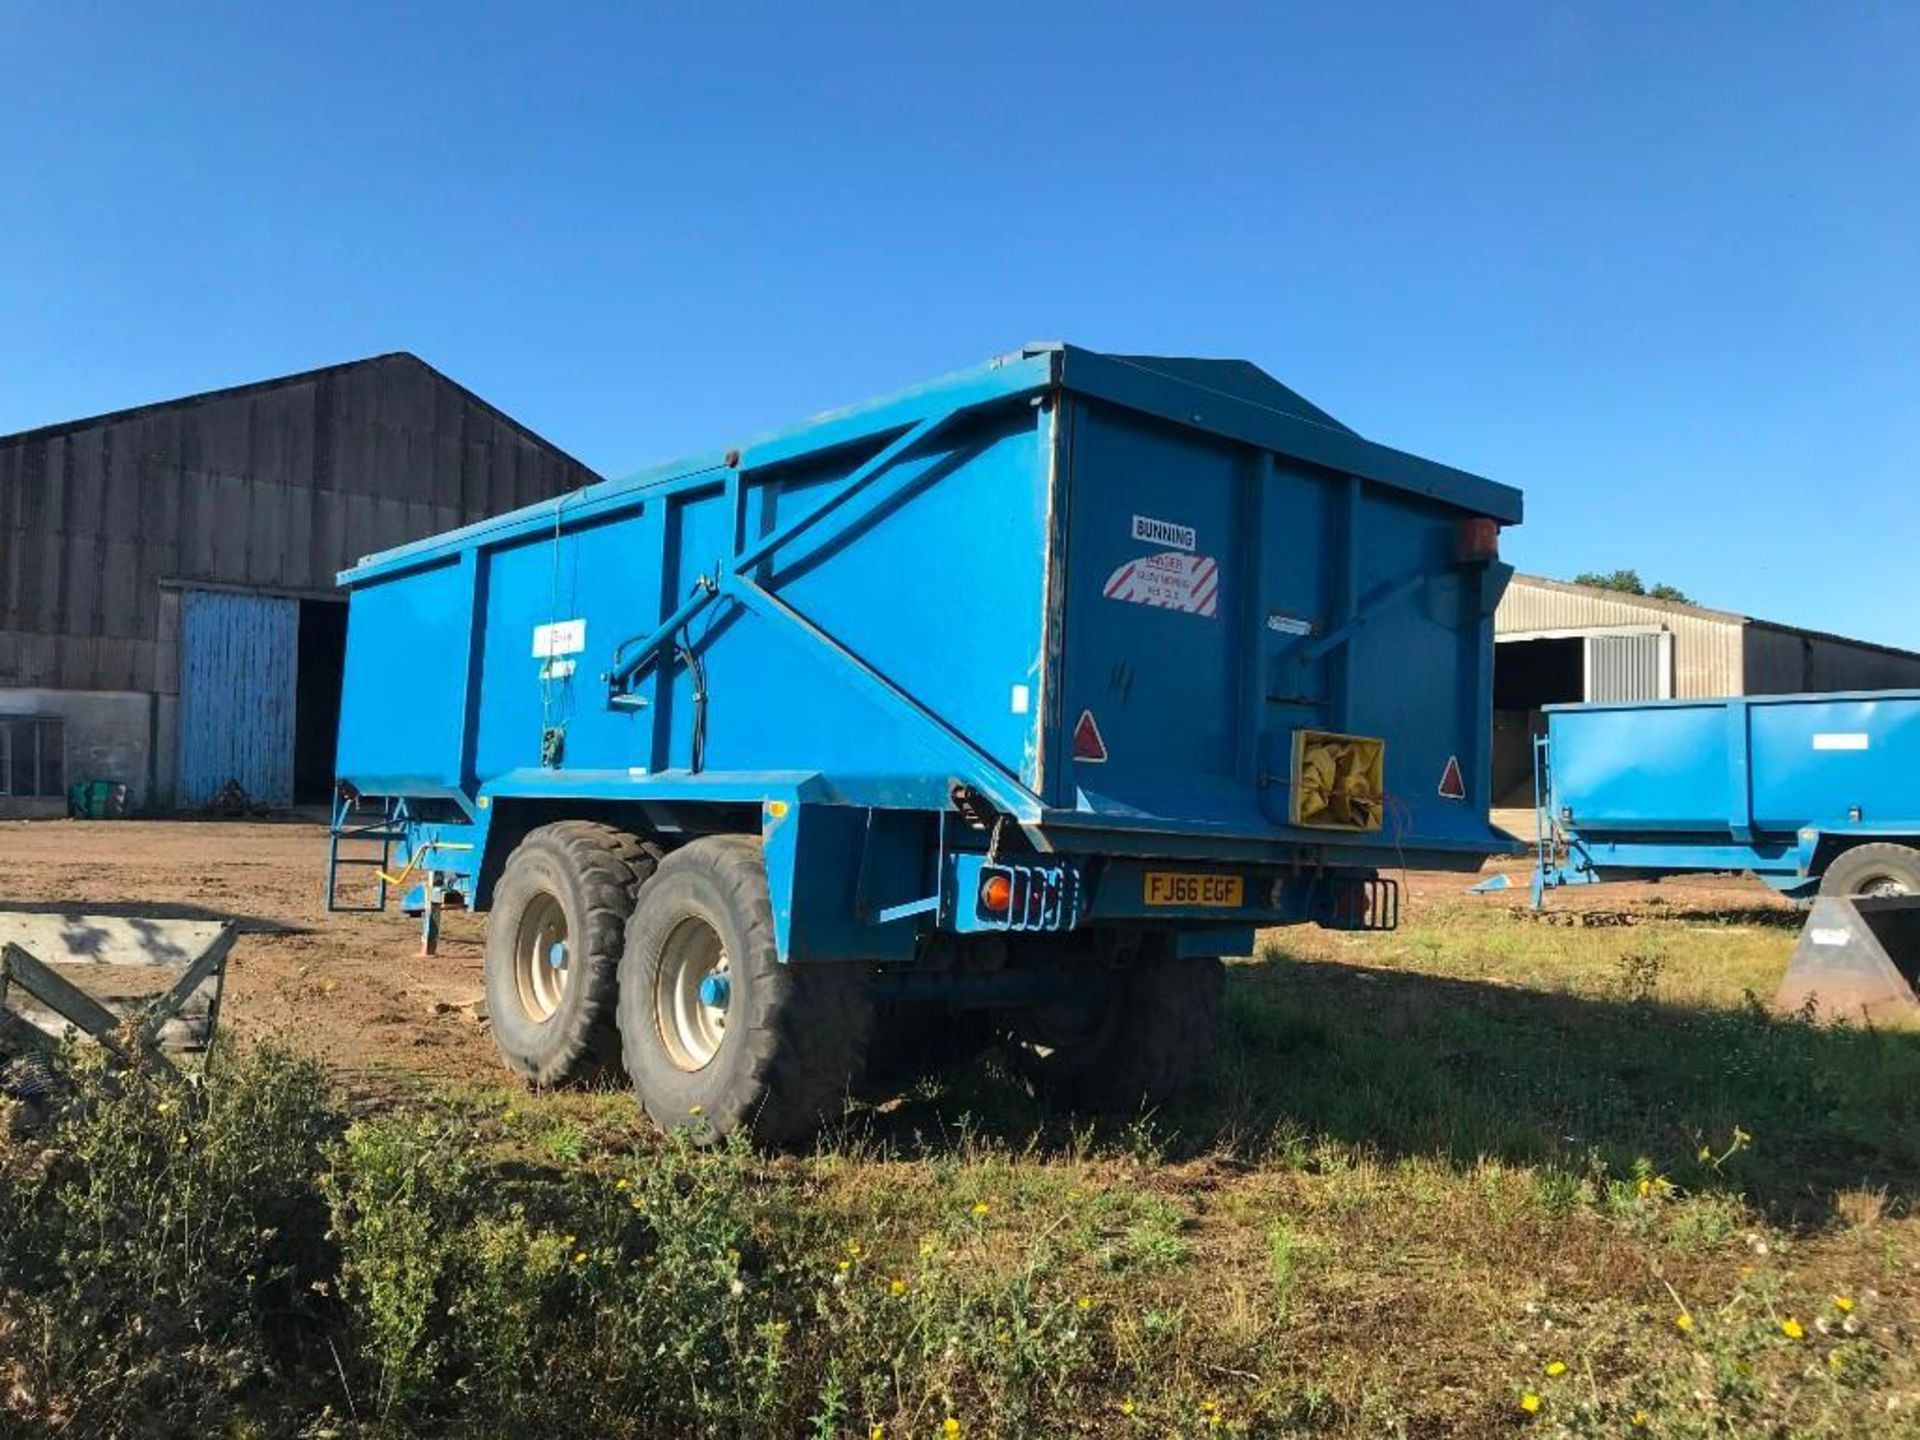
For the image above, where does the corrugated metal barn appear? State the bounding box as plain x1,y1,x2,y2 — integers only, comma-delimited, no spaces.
1492,573,1920,803
0,355,598,816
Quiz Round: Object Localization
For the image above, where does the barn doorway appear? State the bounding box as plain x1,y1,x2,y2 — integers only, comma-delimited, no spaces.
294,599,348,805
1492,629,1674,806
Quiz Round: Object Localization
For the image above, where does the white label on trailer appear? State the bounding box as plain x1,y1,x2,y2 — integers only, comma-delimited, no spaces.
1812,733,1870,751
1130,514,1196,552
1103,551,1219,617
1009,683,1031,714
1267,612,1314,636
532,618,586,658
1809,927,1851,947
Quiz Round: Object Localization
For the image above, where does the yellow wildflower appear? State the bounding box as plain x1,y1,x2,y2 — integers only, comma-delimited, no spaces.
1630,1412,1648,1428
1519,1392,1541,1414
1833,1296,1854,1313
1544,1360,1566,1377
942,1419,961,1438
1119,1398,1136,1417
615,1177,629,1191
1675,1311,1694,1333
1781,1317,1804,1340
688,1105,702,1116
572,1252,588,1266
870,1427,884,1440
1076,1295,1093,1311
889,1278,908,1297
971,1201,991,1217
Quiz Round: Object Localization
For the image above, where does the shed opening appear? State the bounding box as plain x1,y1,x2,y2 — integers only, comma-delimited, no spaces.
1492,637,1585,807
295,599,348,806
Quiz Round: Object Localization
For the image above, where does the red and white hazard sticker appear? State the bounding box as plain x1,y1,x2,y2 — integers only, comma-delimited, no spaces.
1103,551,1219,618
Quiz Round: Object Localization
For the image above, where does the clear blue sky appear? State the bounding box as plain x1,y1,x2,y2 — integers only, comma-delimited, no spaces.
3,3,1914,646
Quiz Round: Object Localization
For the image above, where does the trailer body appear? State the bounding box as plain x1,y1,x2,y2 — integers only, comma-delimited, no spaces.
331,344,1520,968
1536,690,1920,900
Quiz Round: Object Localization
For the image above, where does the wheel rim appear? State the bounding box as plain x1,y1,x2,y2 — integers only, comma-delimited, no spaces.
655,916,731,1071
1858,872,1913,899
513,892,570,1022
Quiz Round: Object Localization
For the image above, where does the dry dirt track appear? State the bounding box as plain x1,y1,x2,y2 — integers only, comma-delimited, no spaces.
0,818,1794,1093
0,818,500,1089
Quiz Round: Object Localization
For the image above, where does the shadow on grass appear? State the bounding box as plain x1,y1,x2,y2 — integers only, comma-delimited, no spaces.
855,955,1920,1227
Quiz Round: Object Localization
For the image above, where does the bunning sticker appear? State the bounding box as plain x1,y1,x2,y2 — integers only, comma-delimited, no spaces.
1437,755,1467,800
532,618,586,658
1131,514,1196,552
1072,709,1108,762
1103,552,1218,617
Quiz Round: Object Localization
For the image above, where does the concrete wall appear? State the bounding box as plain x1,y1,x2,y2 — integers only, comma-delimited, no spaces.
0,686,152,817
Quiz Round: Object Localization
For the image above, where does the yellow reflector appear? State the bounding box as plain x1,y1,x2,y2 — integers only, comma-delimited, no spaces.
1289,730,1385,832
765,800,790,819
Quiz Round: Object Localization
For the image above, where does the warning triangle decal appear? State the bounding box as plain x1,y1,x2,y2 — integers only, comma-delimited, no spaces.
1072,709,1108,763
1437,754,1466,800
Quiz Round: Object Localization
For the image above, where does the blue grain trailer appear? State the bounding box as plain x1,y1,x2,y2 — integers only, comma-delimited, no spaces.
1535,691,1920,903
329,343,1521,1142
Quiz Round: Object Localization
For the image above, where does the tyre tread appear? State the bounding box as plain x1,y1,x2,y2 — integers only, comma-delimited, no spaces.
488,821,654,1086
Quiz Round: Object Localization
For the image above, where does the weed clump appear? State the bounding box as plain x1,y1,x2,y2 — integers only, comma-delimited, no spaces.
0,1044,335,1436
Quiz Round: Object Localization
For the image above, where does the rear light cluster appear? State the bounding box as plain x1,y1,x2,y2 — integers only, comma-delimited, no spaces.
974,863,1081,932
979,872,1013,913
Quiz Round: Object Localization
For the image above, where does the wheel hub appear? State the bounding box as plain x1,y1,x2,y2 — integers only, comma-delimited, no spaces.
512,893,570,1022
656,917,731,1071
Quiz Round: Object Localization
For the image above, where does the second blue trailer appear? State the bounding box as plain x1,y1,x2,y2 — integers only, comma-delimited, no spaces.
1534,690,1920,903
328,343,1521,1142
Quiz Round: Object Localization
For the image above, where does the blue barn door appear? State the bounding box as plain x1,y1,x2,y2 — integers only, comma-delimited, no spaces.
177,590,299,808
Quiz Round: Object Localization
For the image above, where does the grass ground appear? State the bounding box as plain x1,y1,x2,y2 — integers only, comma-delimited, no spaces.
3,894,1917,1437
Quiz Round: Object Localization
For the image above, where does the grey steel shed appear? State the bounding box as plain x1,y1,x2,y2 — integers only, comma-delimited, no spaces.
0,355,598,814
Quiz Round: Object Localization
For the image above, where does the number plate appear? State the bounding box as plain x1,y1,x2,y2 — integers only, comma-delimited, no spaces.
1143,872,1244,907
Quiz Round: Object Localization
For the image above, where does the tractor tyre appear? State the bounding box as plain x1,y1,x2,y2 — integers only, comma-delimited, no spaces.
1820,842,1920,898
618,835,874,1147
1011,938,1224,1113
485,821,655,1086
